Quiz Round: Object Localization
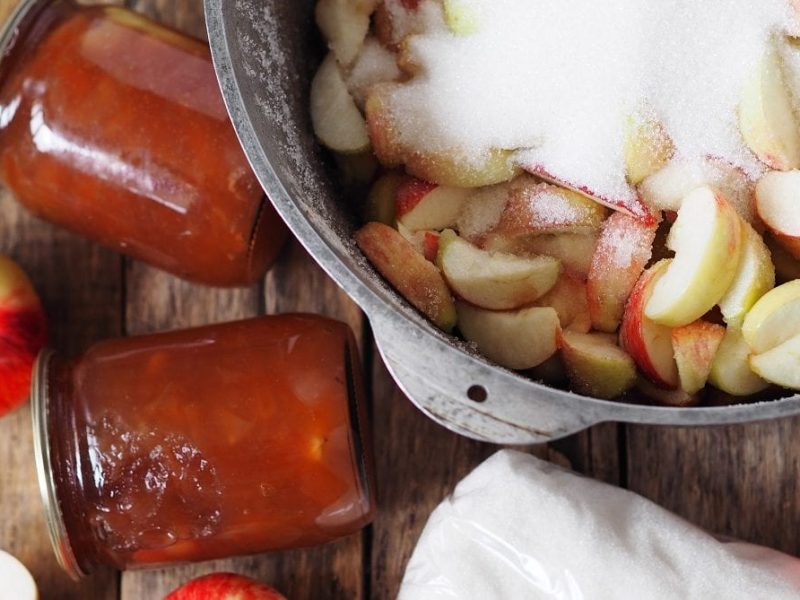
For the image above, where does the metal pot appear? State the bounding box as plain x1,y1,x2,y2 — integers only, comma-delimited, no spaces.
204,0,800,444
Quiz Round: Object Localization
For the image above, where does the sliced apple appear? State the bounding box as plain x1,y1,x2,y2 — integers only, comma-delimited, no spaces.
741,279,800,354
624,111,674,185
671,321,726,394
738,45,800,171
311,53,370,154
456,301,560,370
644,186,743,327
750,333,800,390
634,377,699,407
442,0,481,35
355,222,456,331
405,147,521,189
456,184,509,242
535,273,591,333
346,37,402,108
560,331,637,399
395,177,471,231
587,212,657,332
365,83,405,166
481,232,599,280
708,327,769,396
315,0,375,66
437,230,560,310
364,171,404,226
718,220,775,327
620,260,679,389
755,169,800,258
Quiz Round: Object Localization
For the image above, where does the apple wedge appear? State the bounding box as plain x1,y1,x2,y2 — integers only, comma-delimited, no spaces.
738,46,800,171
755,170,800,258
624,111,674,186
717,220,775,327
620,260,679,389
644,186,743,328
587,212,657,332
456,301,560,370
741,279,800,354
355,222,457,331
405,147,521,189
560,331,637,399
456,184,509,242
749,333,800,390
481,232,599,280
671,321,725,394
346,37,402,108
310,53,370,154
315,0,375,66
437,230,560,310
364,171,404,226
708,327,769,396
535,273,591,333
395,177,471,231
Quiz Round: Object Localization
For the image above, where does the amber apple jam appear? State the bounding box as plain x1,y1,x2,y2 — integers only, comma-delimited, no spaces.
32,315,374,577
0,1,286,285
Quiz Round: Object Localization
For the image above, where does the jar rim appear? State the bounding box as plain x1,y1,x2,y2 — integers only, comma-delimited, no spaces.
0,0,55,63
30,348,86,581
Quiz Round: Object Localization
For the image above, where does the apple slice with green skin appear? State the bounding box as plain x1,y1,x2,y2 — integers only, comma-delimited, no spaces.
481,232,599,280
708,327,769,396
456,301,560,370
355,222,457,331
741,279,800,354
624,111,674,186
437,230,560,310
364,171,404,226
397,223,439,262
587,212,657,333
620,260,679,389
738,46,800,171
166,573,287,600
750,333,800,390
311,53,370,154
0,551,37,600
395,177,471,231
644,186,743,328
671,321,726,394
718,220,775,327
755,169,800,259
559,331,637,399
535,273,591,333
315,0,376,67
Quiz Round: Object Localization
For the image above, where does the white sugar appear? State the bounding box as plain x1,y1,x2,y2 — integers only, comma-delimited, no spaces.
385,0,792,209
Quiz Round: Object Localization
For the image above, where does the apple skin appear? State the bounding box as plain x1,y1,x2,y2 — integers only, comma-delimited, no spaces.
0,254,47,418
395,176,470,231
166,573,286,600
671,320,726,395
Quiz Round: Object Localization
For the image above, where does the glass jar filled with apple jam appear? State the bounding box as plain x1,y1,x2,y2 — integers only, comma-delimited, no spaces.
32,315,375,578
0,0,287,286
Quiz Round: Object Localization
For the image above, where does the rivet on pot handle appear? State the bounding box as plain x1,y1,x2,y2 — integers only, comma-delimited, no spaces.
370,313,607,445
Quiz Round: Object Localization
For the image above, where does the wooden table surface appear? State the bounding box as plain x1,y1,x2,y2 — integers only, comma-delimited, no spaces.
1,1,799,598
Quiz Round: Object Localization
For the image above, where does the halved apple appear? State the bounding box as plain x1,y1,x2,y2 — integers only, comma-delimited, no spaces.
708,327,769,396
755,169,800,258
355,222,457,331
587,212,657,332
738,45,800,171
311,53,370,153
672,321,726,394
395,177,471,231
481,232,599,280
456,301,560,370
560,331,637,399
535,273,591,333
644,186,743,328
364,171,404,226
620,260,679,389
437,230,560,310
315,0,376,66
741,279,800,354
624,111,674,186
718,220,775,327
750,333,800,390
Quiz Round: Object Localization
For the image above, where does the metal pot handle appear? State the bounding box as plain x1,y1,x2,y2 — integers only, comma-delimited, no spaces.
370,313,606,445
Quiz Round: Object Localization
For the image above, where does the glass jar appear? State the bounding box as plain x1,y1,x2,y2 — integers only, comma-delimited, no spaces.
32,315,375,578
0,0,287,286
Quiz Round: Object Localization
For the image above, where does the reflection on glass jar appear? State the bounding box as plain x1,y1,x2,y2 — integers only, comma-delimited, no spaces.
0,0,287,286
33,315,375,577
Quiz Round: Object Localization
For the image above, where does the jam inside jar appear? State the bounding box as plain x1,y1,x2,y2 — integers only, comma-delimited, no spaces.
0,0,287,286
32,315,375,577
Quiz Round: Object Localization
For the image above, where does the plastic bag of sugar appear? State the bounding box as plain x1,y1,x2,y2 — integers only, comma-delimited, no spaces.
398,450,800,600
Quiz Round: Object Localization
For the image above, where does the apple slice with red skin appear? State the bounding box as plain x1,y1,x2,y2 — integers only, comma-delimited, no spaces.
0,254,47,418
559,330,637,399
671,320,726,394
587,212,657,333
620,260,679,389
396,223,439,262
535,272,591,333
355,222,457,331
395,176,471,231
166,573,286,600
755,169,800,259
0,551,36,600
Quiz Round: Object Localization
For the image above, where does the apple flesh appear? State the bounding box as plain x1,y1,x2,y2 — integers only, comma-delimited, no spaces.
535,273,591,333
742,279,800,355
0,254,47,418
624,111,674,185
671,321,726,394
749,333,800,390
395,177,471,231
315,0,375,66
755,169,800,259
355,222,457,331
644,186,743,327
364,171,404,226
456,301,560,370
437,230,560,310
587,212,657,332
0,551,37,600
708,327,769,396
481,232,599,280
634,377,699,407
560,330,637,399
166,573,287,600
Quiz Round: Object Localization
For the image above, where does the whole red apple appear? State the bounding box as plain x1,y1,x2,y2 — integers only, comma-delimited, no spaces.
166,573,287,600
0,254,47,418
